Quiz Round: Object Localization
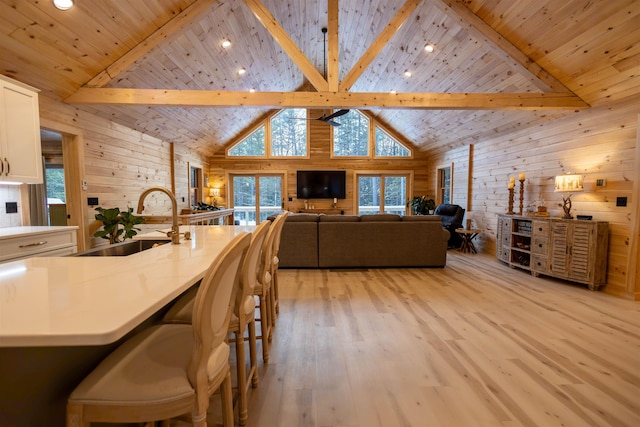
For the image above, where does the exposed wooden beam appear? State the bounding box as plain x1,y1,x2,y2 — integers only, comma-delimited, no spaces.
86,0,219,88
65,88,588,110
340,0,423,92
327,0,339,92
435,0,576,94
242,0,328,92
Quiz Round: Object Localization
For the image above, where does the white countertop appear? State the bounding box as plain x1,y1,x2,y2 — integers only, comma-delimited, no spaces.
0,225,79,240
0,225,254,347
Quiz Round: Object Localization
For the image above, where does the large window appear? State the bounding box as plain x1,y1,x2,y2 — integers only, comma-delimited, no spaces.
227,109,308,158
270,109,307,157
357,173,409,215
228,125,265,157
375,127,410,157
231,174,283,225
333,110,370,157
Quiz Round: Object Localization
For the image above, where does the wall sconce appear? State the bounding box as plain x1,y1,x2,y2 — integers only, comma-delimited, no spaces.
555,174,583,219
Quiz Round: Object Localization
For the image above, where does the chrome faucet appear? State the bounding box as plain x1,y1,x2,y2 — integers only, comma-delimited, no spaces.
137,186,181,244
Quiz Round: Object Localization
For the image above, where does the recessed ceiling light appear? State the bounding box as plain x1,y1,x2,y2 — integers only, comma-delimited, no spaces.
404,70,412,77
221,39,231,49
238,68,246,75
53,0,74,10
424,44,435,53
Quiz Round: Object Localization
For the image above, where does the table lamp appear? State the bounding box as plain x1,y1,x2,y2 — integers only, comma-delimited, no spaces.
209,188,221,206
466,211,474,229
554,174,583,219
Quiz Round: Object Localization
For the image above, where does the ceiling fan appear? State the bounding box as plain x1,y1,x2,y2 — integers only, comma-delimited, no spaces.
294,108,350,126
289,28,349,127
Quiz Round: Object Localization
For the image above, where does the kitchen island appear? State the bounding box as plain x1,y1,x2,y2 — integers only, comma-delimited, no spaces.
0,225,254,426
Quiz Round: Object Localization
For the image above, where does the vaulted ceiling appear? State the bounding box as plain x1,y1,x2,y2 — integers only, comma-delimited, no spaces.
1,0,639,158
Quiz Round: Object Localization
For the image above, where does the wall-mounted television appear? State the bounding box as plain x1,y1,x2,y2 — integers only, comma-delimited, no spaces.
296,170,346,199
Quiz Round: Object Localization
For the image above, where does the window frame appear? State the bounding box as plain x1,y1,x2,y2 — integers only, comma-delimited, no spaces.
437,164,453,205
373,125,413,159
227,170,287,224
269,108,310,158
354,170,414,216
330,109,371,159
226,109,310,159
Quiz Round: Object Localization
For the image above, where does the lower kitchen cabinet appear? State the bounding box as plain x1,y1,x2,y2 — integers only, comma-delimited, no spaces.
0,226,78,263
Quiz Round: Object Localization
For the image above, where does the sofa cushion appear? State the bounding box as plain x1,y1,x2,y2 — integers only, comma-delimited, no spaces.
401,215,441,222
319,215,361,222
318,221,448,267
359,214,401,222
286,213,321,222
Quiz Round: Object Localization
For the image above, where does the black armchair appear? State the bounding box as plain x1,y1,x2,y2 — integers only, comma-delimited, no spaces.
434,204,465,249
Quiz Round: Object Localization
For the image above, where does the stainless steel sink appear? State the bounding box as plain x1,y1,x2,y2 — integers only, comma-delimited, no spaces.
72,240,169,257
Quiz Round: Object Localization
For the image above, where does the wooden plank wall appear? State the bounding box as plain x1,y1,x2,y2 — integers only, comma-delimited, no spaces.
209,109,431,214
38,96,209,249
428,95,640,299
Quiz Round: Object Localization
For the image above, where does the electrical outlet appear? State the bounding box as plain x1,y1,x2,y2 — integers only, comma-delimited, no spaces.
596,178,606,187
616,197,627,207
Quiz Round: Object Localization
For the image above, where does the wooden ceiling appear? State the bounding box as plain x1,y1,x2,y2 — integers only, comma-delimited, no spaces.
1,0,639,157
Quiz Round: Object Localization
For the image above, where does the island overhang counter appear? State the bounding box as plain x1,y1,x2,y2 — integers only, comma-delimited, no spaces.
0,225,254,427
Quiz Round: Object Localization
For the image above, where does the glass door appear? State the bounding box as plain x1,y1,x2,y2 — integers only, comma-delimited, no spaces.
357,173,409,215
231,174,283,225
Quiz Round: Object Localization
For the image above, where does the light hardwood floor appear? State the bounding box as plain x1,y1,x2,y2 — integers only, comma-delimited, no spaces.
197,251,640,426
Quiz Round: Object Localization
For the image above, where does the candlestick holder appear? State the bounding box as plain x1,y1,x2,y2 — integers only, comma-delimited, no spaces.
507,187,515,214
518,178,525,215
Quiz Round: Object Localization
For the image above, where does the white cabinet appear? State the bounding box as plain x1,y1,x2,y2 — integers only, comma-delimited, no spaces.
0,226,77,263
0,74,43,183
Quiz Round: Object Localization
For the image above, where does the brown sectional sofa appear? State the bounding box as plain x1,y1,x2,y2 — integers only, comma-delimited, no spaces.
276,213,450,268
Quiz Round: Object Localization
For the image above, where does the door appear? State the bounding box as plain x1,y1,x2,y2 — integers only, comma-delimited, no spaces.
356,173,409,215
231,174,283,225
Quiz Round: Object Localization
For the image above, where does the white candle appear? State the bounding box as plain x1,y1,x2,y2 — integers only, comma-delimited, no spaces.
333,198,337,204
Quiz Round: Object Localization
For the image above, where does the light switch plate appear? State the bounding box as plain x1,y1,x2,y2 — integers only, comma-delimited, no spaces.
6,202,18,214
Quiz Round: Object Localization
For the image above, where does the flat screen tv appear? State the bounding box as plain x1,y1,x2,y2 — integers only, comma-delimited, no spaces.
296,170,346,199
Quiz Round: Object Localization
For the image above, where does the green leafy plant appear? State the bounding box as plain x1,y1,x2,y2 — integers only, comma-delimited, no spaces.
93,207,145,244
407,195,436,215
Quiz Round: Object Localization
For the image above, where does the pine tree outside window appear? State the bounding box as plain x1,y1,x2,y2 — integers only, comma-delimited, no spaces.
375,126,411,157
270,109,307,157
333,110,370,157
228,125,265,157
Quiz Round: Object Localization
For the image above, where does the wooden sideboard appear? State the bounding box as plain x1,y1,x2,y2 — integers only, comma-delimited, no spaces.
496,214,608,290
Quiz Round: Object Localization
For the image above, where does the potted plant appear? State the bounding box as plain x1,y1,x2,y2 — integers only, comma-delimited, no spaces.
407,195,436,215
93,207,146,244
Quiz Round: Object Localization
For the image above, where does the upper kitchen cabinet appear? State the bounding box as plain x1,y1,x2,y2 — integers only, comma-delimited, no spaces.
0,74,43,184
